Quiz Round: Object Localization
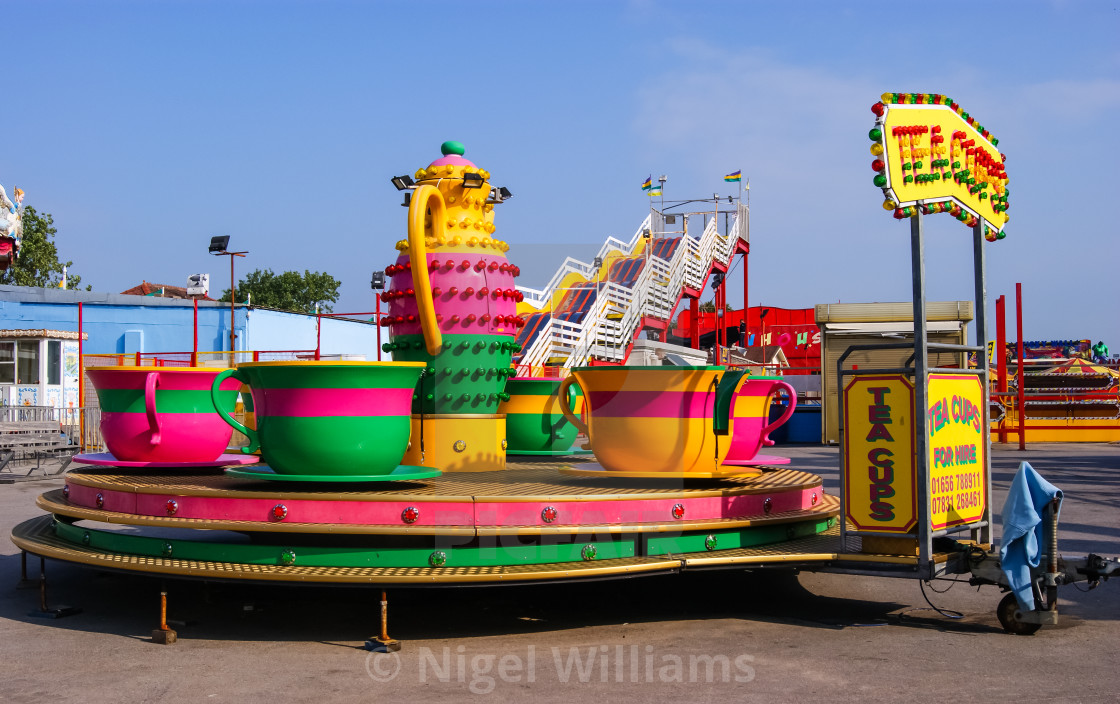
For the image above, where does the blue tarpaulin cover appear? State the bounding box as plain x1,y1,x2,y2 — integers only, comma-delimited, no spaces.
999,461,1062,611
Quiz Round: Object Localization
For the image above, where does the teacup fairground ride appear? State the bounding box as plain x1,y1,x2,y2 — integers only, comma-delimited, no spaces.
12,144,836,644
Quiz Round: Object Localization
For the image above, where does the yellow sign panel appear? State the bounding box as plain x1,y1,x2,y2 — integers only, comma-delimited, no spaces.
843,375,917,533
926,373,988,530
869,93,1009,235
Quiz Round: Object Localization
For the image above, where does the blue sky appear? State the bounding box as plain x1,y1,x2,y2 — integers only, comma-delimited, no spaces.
4,0,1118,347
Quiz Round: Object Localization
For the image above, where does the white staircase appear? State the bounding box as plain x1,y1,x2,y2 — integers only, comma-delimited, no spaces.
517,205,749,370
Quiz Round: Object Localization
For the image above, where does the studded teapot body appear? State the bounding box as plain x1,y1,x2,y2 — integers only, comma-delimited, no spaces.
381,143,524,470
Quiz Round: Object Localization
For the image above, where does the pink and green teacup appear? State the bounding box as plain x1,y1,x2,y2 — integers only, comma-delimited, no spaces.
725,377,797,463
211,361,426,476
87,366,241,463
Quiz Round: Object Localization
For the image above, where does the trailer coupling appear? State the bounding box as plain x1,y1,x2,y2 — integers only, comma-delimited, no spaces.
963,546,1120,635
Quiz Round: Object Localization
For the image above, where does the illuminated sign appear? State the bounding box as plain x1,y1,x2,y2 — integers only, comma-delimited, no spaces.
926,373,988,530
842,376,917,533
868,93,1009,239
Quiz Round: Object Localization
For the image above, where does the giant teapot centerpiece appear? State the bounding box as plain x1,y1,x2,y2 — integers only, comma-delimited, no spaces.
381,142,525,471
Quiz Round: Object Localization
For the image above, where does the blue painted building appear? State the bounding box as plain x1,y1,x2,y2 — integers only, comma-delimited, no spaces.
0,285,381,360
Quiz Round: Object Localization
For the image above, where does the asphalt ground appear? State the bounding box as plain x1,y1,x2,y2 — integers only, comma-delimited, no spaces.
2,442,1118,703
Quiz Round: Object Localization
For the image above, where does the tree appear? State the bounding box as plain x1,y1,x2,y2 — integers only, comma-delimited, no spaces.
697,301,733,312
0,206,86,289
220,268,341,314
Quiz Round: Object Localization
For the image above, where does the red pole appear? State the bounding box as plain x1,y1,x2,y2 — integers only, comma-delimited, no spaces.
713,288,721,364
230,254,236,366
192,298,198,367
742,245,749,314
717,283,722,350
315,313,321,361
376,297,382,361
78,302,84,449
723,284,728,350
689,297,699,349
996,295,1007,443
1015,283,1026,450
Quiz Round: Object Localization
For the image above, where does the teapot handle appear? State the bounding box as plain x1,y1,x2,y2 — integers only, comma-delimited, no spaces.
406,184,446,356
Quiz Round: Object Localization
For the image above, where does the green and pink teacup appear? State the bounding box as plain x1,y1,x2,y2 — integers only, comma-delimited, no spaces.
498,377,584,453
87,366,242,463
211,361,426,476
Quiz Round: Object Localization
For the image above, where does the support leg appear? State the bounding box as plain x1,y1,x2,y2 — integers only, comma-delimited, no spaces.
151,582,178,644
27,557,82,619
365,589,401,652
16,550,36,589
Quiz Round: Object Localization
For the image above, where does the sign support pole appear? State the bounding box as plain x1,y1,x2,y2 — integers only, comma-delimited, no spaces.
972,222,993,546
910,211,933,578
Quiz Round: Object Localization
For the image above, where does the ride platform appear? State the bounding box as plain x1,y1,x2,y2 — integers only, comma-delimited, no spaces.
10,459,863,586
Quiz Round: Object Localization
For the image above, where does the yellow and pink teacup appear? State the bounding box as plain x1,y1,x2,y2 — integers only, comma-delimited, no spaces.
558,366,749,474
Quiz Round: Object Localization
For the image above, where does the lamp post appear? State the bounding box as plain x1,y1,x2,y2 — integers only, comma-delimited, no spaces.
371,271,386,361
760,307,770,371
209,236,248,367
711,271,725,363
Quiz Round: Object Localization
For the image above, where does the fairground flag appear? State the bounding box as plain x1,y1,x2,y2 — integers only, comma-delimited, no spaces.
641,175,652,191
648,188,662,197
723,170,742,183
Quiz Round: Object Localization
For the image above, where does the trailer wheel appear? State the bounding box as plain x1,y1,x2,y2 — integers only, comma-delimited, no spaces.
997,593,1041,635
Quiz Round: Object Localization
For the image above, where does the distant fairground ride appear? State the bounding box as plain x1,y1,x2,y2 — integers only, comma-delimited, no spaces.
0,182,24,271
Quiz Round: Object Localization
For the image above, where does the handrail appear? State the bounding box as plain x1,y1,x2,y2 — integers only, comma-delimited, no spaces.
517,208,747,369
517,214,653,308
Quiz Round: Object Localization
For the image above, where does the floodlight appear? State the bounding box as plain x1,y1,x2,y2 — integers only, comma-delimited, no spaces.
462,172,485,189
391,175,415,191
209,235,230,254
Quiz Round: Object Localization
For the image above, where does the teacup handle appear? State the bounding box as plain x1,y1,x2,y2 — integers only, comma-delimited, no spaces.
211,368,259,454
144,371,161,446
760,382,798,447
713,369,750,435
558,376,589,436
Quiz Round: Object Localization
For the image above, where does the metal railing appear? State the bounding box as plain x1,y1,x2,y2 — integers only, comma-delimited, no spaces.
519,207,747,370
0,405,59,423
83,349,318,369
518,215,654,309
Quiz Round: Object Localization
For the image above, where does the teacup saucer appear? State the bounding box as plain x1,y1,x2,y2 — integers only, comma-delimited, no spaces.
73,452,260,468
557,463,762,480
223,465,442,483
721,454,791,467
508,448,594,457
